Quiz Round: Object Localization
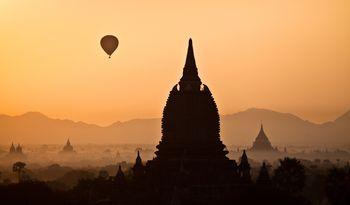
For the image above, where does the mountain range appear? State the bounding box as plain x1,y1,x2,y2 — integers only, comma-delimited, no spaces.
0,108,349,146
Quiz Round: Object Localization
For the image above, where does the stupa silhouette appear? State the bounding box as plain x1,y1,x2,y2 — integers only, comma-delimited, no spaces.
145,39,236,188
8,142,24,155
59,139,76,154
250,124,277,152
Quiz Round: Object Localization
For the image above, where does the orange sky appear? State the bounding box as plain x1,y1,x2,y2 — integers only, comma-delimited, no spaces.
0,0,349,125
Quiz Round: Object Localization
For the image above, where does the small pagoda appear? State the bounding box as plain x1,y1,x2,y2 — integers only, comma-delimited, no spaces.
250,124,277,152
8,142,24,155
59,139,76,154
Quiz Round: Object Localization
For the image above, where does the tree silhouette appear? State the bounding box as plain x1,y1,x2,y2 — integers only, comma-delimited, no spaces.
256,162,271,186
273,158,305,194
12,161,26,182
325,168,350,205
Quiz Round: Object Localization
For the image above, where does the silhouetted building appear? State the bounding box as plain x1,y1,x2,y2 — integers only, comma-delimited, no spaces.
8,142,24,156
239,150,251,182
113,39,254,204
9,142,16,154
59,139,76,154
16,144,23,154
145,39,237,200
132,151,145,180
115,165,126,188
250,124,277,152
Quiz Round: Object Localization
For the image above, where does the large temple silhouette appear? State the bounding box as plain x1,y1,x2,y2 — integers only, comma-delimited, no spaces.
145,39,236,188
112,39,254,204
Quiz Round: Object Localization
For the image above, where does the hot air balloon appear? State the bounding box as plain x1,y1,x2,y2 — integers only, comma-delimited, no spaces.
100,35,119,58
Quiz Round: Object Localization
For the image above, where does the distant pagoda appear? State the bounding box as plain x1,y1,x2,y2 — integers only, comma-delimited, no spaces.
59,139,76,154
8,142,24,155
145,39,235,189
250,124,277,152
9,142,16,154
16,143,23,154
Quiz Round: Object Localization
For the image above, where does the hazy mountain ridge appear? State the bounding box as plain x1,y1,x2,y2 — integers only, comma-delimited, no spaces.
0,108,349,146
334,110,350,123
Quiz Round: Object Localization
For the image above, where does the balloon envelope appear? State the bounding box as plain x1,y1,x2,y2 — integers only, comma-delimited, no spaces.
100,35,119,58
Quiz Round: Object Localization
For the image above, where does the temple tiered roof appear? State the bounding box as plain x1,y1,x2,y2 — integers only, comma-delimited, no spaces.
250,124,276,152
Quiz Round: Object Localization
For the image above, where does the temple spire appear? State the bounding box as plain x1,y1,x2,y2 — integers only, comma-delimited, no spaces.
239,150,251,182
10,142,16,153
135,150,142,165
117,165,124,178
180,39,201,87
185,39,196,68
258,123,268,139
115,165,126,188
133,151,145,180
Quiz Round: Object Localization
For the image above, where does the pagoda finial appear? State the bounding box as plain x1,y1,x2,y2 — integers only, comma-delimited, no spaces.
239,149,251,182
185,38,196,68
115,164,126,186
116,165,124,178
180,39,201,84
133,151,144,179
135,150,142,166
240,149,249,164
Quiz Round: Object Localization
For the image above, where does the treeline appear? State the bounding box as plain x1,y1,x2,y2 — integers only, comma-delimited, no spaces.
0,158,349,205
